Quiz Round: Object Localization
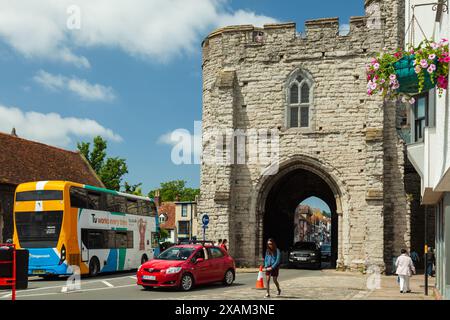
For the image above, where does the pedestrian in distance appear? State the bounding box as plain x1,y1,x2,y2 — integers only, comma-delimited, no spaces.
217,239,222,247
221,239,228,251
426,247,436,277
395,248,416,293
410,249,420,268
264,238,281,298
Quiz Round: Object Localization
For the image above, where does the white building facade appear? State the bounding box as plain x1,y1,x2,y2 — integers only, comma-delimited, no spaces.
405,0,450,299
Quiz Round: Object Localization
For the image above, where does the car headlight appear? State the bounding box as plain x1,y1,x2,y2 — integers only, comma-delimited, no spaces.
310,253,316,256
166,267,182,274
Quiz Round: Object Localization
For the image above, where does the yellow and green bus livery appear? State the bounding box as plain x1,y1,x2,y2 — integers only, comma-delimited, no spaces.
13,181,160,277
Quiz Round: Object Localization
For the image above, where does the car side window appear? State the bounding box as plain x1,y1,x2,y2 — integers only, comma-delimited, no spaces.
192,249,205,262
209,247,225,259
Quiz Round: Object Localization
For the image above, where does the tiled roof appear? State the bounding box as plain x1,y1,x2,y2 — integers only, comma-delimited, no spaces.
158,202,176,230
0,131,104,187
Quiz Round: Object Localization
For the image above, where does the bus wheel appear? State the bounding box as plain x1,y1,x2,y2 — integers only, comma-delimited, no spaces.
141,254,148,264
89,257,100,277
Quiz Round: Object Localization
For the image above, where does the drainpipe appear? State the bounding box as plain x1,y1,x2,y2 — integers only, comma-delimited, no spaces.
424,204,428,296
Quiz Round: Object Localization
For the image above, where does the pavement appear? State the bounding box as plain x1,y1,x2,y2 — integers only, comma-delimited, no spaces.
0,267,435,300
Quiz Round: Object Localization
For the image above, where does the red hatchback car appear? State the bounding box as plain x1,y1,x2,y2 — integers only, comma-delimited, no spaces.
137,243,236,291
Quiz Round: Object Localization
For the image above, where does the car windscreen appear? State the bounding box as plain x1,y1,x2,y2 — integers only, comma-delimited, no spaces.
293,243,317,250
15,211,63,248
321,245,331,251
157,247,195,260
16,190,63,201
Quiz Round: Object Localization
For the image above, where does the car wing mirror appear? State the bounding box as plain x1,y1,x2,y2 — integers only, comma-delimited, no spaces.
196,258,204,264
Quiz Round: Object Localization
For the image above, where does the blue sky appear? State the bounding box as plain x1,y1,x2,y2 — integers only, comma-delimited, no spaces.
0,0,364,194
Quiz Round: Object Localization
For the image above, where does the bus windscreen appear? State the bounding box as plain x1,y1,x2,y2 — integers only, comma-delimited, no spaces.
15,211,63,248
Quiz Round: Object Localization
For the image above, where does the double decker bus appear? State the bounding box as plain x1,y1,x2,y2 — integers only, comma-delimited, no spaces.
13,181,160,277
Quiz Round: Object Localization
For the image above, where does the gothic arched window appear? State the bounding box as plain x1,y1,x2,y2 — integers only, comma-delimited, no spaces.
287,72,312,128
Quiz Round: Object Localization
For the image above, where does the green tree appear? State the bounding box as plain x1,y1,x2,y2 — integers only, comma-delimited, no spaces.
77,136,129,191
159,228,170,242
148,180,199,202
124,182,143,196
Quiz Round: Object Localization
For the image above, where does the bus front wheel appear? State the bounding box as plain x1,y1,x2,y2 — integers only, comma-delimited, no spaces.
89,257,100,277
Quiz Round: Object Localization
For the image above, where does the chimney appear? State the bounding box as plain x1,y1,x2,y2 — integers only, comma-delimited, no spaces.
154,189,161,207
11,127,17,137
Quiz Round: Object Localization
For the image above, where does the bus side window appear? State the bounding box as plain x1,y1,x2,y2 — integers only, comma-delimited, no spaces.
127,231,133,248
70,187,87,208
137,200,145,216
116,231,128,248
116,196,127,214
88,230,106,249
87,192,100,210
105,194,117,212
107,230,116,248
127,199,138,215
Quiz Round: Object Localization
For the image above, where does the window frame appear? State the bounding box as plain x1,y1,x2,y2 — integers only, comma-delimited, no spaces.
413,93,429,143
286,70,313,130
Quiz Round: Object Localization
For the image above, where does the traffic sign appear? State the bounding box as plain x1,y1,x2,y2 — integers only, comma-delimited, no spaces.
202,214,209,226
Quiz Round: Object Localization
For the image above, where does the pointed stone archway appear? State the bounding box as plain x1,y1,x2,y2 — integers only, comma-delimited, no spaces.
253,155,347,269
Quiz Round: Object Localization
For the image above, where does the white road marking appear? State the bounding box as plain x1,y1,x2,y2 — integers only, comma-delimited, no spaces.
102,281,114,288
129,276,137,280
1,293,12,299
0,284,136,299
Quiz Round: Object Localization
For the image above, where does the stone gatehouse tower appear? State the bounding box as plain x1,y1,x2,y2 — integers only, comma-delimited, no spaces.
199,0,422,272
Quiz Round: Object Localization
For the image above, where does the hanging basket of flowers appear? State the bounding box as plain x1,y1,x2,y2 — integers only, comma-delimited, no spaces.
366,38,449,104
394,54,437,94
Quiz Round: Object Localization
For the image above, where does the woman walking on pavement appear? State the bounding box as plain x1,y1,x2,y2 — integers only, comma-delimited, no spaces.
395,248,416,293
264,238,281,298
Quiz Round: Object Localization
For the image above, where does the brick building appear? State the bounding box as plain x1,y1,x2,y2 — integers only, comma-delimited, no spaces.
0,131,104,242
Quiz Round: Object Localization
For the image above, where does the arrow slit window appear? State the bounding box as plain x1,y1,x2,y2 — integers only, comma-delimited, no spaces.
287,72,312,128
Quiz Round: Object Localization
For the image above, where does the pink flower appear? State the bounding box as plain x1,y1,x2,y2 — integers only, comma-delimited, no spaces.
420,59,428,68
415,65,422,74
427,66,434,74
389,74,397,81
409,98,415,104
367,89,372,95
439,56,450,63
429,54,436,60
373,63,380,70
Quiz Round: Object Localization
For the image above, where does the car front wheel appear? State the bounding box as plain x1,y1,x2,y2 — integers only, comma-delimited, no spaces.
223,269,234,286
180,273,194,291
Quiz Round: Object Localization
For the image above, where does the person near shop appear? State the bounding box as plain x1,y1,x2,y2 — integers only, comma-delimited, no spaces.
395,249,416,293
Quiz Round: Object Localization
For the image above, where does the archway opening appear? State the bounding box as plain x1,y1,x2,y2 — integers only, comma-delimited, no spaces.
262,168,338,268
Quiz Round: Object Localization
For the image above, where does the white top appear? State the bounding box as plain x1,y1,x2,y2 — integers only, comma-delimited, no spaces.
395,254,416,276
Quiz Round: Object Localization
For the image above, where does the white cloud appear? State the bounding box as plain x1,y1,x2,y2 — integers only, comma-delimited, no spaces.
0,0,277,66
33,70,116,102
158,127,202,165
0,104,122,147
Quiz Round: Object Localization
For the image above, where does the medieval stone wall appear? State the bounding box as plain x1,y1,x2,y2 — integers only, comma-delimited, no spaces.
199,0,419,271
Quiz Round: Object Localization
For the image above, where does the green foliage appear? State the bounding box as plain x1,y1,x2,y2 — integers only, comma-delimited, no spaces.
148,180,200,202
159,228,170,241
77,136,129,191
124,182,143,196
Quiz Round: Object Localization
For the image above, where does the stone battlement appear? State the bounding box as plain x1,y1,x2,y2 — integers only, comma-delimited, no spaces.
202,15,378,48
